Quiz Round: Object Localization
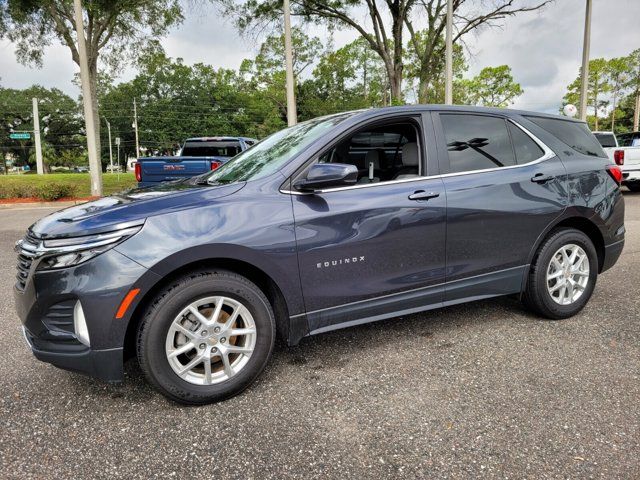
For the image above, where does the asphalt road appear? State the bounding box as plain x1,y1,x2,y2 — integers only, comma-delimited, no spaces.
1,194,639,479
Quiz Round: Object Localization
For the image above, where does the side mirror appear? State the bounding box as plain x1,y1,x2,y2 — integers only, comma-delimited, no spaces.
294,163,358,192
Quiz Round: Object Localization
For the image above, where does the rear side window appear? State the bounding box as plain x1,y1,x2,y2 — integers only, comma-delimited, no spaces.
441,114,515,173
525,116,606,158
508,123,544,164
182,141,242,157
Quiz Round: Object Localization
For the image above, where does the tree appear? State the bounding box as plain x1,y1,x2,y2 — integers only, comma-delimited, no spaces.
405,31,466,103
564,58,611,130
306,38,389,114
0,0,185,162
0,84,83,168
625,49,640,131
404,0,549,103
459,65,523,107
606,57,630,131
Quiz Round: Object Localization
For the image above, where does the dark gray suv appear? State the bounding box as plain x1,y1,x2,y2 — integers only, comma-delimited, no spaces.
14,106,625,404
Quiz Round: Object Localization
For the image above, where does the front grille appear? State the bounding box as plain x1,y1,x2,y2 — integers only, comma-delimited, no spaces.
15,231,40,291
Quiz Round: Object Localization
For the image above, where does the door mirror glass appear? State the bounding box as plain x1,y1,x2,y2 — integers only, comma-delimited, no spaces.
294,163,358,191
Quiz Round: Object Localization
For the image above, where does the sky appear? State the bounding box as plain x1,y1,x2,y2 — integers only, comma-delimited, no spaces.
0,0,639,114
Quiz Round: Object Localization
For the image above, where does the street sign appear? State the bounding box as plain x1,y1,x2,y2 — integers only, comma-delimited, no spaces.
115,137,121,146
9,132,31,140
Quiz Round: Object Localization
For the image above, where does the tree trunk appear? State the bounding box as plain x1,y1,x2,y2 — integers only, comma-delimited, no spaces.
611,90,617,132
88,61,102,171
635,92,640,132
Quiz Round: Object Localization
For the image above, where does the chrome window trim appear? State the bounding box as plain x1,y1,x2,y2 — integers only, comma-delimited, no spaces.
280,118,556,196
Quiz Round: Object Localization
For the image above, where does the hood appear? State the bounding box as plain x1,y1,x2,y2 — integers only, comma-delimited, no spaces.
30,179,246,238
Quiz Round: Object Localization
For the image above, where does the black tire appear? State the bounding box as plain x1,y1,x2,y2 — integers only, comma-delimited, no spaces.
625,183,640,192
136,270,275,405
523,228,598,319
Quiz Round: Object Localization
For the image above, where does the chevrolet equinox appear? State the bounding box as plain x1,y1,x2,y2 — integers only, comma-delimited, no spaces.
14,106,625,404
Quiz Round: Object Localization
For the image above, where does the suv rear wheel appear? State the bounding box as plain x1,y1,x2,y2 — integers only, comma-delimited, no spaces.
523,228,598,319
137,270,275,405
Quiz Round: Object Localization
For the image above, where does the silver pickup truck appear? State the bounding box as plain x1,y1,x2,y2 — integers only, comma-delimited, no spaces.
594,131,640,192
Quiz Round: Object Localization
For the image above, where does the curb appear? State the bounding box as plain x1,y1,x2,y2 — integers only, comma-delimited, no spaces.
0,199,90,210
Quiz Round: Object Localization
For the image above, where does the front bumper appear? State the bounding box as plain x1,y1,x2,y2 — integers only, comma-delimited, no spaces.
14,247,154,383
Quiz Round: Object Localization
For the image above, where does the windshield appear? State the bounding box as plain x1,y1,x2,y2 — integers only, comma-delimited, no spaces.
203,112,356,185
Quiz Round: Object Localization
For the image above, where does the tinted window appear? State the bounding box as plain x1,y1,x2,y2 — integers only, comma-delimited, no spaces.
593,132,617,148
525,116,606,157
203,112,355,185
182,141,241,157
441,114,515,173
508,123,544,164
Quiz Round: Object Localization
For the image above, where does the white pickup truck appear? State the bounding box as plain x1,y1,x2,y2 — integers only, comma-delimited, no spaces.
593,131,640,192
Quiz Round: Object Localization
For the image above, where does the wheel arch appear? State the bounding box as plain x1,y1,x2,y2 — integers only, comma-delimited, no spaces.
122,253,305,361
526,215,606,276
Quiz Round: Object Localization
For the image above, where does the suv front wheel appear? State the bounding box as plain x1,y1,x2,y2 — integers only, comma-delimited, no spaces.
137,270,275,405
523,228,598,319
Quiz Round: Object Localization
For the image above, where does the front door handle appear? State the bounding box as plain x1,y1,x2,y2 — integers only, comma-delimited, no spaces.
408,190,440,201
531,173,554,184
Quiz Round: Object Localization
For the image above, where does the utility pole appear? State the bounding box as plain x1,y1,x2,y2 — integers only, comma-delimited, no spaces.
444,0,453,105
635,93,640,132
32,98,44,175
579,0,592,121
104,117,113,173
133,99,140,158
283,0,297,126
73,0,102,196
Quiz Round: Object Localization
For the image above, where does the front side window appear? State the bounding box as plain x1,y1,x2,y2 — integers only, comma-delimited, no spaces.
441,114,515,173
315,121,421,184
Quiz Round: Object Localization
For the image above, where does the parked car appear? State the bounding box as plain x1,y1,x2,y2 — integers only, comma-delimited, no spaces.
15,106,625,404
593,131,640,191
135,136,257,187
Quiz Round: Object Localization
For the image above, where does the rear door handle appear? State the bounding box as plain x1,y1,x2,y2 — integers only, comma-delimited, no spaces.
531,173,554,183
408,190,440,201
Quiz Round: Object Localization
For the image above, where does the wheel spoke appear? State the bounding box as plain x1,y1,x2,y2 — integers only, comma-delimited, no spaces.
222,307,241,329
566,281,574,301
229,327,256,336
548,269,564,280
167,341,196,359
178,354,203,376
571,270,589,278
221,352,234,378
174,323,197,340
203,356,213,384
188,305,211,327
210,298,224,323
558,285,567,303
226,345,253,355
549,281,564,293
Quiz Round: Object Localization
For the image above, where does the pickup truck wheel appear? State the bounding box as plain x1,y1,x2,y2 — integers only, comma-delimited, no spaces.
136,270,275,405
523,228,598,319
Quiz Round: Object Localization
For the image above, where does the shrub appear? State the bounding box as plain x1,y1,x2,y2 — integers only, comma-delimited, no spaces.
34,183,77,201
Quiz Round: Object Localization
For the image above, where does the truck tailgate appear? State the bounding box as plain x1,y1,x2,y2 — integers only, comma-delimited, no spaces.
138,156,225,183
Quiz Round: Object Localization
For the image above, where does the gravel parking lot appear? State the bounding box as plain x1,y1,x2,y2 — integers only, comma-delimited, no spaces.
1,194,639,479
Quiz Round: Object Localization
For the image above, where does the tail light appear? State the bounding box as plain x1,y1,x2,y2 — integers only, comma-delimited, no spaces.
606,165,623,185
613,150,625,166
134,162,141,182
210,160,222,171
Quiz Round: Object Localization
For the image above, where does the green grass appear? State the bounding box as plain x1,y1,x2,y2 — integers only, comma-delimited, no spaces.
0,173,137,200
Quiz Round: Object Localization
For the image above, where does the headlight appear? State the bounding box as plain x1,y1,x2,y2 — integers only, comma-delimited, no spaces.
35,225,142,270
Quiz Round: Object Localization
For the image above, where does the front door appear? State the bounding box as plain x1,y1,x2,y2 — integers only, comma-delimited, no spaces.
290,117,447,333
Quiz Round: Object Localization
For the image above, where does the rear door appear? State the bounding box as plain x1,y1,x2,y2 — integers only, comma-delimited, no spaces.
291,113,447,333
433,112,567,302
139,157,213,183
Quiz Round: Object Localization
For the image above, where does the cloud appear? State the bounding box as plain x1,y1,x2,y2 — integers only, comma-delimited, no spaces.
0,0,638,115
